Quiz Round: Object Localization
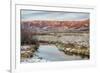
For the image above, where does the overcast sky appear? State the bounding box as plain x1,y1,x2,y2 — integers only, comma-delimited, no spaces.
21,10,89,21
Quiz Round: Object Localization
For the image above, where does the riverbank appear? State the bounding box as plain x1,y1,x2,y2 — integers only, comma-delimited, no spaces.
55,42,89,59
21,44,39,60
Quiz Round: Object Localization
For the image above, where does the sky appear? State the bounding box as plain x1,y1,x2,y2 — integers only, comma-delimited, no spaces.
21,10,89,21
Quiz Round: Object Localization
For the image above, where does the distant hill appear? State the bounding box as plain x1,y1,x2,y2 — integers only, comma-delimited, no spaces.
21,19,89,33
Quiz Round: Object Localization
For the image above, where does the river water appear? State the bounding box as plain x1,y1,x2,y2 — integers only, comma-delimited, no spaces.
21,45,85,63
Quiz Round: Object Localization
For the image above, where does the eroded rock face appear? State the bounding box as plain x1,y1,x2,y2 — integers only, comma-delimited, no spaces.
21,19,89,33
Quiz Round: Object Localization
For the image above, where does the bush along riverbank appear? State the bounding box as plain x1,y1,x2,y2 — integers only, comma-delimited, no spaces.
55,42,89,59
21,37,40,60
21,44,39,60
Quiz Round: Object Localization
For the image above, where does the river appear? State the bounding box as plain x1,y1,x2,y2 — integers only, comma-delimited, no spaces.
21,45,85,63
